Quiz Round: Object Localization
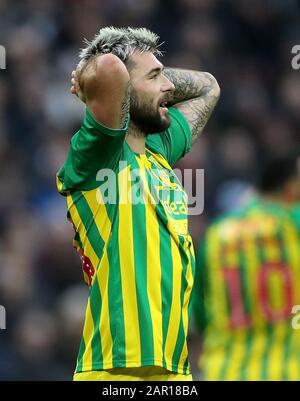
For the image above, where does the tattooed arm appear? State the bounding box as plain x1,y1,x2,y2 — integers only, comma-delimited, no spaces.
164,68,220,145
71,54,130,129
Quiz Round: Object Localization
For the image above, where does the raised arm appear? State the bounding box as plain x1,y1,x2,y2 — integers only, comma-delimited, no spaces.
72,54,131,129
164,68,220,145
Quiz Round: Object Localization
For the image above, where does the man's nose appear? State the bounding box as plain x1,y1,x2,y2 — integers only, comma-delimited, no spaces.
162,75,175,92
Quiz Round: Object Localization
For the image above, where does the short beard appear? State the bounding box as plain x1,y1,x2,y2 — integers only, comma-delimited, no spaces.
130,92,171,135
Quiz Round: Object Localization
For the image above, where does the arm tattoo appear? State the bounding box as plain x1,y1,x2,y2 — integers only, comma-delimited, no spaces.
164,68,210,104
164,68,220,144
120,81,131,127
178,95,218,145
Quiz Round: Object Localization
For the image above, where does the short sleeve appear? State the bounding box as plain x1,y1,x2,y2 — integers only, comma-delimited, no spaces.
146,107,192,167
57,107,129,194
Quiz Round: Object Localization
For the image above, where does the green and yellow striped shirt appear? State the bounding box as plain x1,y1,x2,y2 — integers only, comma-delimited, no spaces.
194,199,300,380
57,107,195,375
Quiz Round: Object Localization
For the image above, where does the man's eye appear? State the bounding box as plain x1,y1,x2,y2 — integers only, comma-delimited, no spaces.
150,73,159,79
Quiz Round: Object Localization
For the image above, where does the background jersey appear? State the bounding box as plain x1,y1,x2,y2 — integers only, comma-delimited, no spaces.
56,107,195,375
193,199,300,380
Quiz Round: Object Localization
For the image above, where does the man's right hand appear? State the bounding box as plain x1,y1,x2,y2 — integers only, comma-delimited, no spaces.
70,67,86,103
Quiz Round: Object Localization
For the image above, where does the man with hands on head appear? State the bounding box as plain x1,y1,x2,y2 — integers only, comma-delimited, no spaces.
57,27,220,381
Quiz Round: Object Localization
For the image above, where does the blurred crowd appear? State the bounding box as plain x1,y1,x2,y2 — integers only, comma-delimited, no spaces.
0,0,299,380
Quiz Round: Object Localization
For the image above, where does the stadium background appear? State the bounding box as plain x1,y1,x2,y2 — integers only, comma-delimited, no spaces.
0,0,299,380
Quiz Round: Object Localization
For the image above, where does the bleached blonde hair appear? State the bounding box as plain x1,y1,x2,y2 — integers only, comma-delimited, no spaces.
79,27,163,64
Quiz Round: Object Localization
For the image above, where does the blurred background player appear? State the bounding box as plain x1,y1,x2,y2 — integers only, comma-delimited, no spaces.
193,151,300,381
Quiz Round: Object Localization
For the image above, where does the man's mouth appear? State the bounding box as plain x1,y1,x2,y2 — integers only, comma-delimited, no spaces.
159,101,168,111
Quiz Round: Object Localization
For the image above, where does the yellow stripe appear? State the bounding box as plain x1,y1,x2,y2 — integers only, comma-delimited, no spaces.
208,226,229,329
137,160,163,364
268,322,286,380
287,331,300,381
97,248,113,368
203,226,229,379
81,188,113,368
246,333,267,380
56,175,64,193
147,148,172,170
268,270,286,311
264,236,280,261
243,231,264,327
243,229,266,380
118,167,141,365
200,329,231,381
164,237,182,371
264,236,285,320
224,238,239,267
76,299,94,371
222,231,247,380
83,188,111,242
224,330,247,380
67,195,95,370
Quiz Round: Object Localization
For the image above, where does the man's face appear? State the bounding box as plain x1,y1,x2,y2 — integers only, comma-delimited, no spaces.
128,52,175,134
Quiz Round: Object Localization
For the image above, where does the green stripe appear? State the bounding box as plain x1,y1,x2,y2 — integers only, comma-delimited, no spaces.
159,216,173,368
131,168,154,364
202,235,214,327
76,337,86,372
89,279,103,368
260,324,274,380
240,228,259,381
107,212,126,367
172,236,188,370
74,231,83,248
240,242,252,318
71,192,105,255
72,191,105,370
239,330,253,380
218,337,234,380
281,328,292,380
264,214,284,380
183,356,189,375
170,310,185,372
231,239,253,380
253,228,269,380
187,245,196,324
